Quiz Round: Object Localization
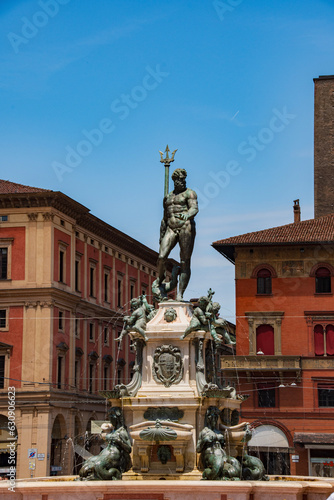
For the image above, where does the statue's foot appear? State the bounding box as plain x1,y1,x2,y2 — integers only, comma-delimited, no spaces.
176,293,183,301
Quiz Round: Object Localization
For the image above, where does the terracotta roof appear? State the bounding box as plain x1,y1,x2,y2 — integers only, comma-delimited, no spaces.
212,214,334,263
0,179,51,194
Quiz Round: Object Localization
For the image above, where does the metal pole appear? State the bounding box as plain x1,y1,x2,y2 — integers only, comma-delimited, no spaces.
164,165,170,198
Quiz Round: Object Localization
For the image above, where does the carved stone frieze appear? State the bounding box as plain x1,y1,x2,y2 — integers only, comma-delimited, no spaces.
302,358,334,369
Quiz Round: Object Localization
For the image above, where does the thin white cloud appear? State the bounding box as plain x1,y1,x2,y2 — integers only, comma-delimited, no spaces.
1,13,165,94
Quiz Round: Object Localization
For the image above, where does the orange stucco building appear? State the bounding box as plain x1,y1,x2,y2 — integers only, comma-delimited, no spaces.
0,179,173,479
213,75,334,477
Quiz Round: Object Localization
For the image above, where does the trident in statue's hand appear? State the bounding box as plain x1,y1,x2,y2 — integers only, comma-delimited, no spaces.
159,145,177,197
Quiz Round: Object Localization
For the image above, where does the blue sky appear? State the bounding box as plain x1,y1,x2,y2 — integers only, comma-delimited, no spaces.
1,0,334,320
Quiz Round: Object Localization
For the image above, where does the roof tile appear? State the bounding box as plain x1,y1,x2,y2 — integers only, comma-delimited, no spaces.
0,179,51,194
213,214,334,246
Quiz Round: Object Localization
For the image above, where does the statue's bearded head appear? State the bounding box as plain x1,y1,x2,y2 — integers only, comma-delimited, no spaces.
172,168,187,192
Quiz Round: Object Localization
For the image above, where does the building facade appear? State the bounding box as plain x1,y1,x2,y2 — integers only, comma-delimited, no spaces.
212,75,334,477
0,180,172,479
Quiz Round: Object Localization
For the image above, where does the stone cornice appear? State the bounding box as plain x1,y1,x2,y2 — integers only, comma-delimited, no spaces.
0,388,106,406
0,190,177,271
0,287,123,319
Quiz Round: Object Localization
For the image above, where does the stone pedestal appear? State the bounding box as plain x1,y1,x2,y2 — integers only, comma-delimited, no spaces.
112,301,244,478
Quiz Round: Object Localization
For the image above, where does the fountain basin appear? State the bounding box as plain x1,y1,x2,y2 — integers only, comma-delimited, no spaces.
1,477,334,500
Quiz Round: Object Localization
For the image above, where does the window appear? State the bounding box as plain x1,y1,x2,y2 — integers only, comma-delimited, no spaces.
74,360,79,388
256,324,274,355
104,366,109,391
57,356,63,389
314,324,334,356
104,327,109,345
75,348,83,388
318,385,334,407
59,250,65,282
258,383,276,407
89,364,94,393
0,356,4,389
0,248,8,280
117,368,122,385
104,272,109,302
117,278,123,307
58,311,64,331
74,360,78,387
75,318,79,338
316,267,331,293
0,310,6,329
0,240,12,280
257,268,272,294
89,266,95,297
75,258,81,292
0,216,8,222
89,323,94,341
246,311,283,356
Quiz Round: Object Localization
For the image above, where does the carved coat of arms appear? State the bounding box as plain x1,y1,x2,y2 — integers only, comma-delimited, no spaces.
152,345,183,387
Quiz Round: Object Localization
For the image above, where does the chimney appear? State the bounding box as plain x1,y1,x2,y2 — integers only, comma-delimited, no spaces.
314,75,334,218
293,199,301,223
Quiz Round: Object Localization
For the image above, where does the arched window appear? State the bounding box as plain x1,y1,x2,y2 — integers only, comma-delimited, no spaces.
257,269,272,294
315,267,331,293
256,324,274,355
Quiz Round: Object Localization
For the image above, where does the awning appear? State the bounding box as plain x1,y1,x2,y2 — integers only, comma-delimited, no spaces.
294,433,334,445
248,425,289,449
